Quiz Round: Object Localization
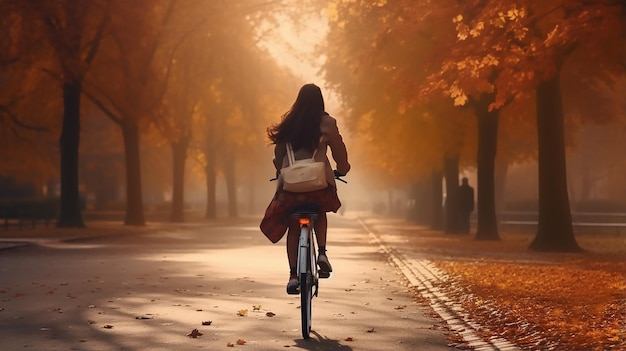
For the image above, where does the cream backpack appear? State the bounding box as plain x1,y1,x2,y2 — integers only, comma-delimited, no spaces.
280,142,327,192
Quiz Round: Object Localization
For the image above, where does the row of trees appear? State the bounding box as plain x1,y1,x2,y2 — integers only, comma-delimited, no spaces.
0,1,315,226
323,0,625,251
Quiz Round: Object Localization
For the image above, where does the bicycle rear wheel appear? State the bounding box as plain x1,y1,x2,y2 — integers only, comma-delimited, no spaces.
300,253,313,338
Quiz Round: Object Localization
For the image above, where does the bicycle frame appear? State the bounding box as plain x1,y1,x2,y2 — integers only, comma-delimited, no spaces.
293,212,319,339
297,215,318,283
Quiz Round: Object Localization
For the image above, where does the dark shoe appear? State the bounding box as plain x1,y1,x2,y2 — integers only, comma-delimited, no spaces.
317,254,333,273
286,276,299,295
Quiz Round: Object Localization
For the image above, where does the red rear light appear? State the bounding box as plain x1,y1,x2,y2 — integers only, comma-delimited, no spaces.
299,217,310,225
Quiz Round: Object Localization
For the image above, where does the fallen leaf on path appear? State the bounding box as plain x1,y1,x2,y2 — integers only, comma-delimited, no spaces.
227,342,234,347
202,321,212,325
266,312,276,317
394,305,406,310
236,339,246,345
367,328,375,333
186,329,203,338
103,325,113,329
253,304,261,311
237,309,248,316
345,337,354,341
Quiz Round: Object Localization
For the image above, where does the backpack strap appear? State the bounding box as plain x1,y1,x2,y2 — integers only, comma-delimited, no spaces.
286,142,296,166
286,140,320,165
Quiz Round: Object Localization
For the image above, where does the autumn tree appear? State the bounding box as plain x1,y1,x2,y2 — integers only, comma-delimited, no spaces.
127,0,309,222
7,0,112,227
180,1,314,219
325,0,624,252
83,1,182,225
443,1,625,251
148,0,220,222
324,1,475,230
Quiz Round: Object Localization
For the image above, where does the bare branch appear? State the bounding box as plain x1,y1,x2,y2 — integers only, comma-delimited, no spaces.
84,0,112,65
0,105,50,132
80,83,124,126
43,66,123,125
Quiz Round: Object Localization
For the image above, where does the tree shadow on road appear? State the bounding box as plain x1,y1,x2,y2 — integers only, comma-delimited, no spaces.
292,330,354,350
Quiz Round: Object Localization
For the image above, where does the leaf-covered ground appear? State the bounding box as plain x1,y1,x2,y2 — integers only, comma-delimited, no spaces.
425,232,626,350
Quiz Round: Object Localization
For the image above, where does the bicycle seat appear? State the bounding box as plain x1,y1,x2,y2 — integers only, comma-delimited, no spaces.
289,204,320,218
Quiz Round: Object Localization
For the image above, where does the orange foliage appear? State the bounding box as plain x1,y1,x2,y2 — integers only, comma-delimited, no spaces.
435,260,625,350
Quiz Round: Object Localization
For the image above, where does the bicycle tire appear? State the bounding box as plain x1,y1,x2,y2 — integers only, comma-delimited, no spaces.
300,249,313,339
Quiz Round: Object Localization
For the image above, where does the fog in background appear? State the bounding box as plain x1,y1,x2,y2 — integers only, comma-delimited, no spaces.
1,1,624,222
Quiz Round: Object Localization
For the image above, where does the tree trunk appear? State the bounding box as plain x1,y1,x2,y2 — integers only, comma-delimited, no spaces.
407,180,430,223
170,137,189,223
406,183,419,222
121,121,145,226
431,171,444,230
57,81,85,228
204,152,217,219
223,158,238,218
475,101,500,240
529,70,580,251
444,155,461,233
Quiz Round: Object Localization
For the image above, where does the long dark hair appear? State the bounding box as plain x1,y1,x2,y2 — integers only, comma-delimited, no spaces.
267,84,325,152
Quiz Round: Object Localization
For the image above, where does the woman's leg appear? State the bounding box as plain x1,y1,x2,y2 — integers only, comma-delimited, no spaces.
286,217,300,273
314,212,327,248
286,218,300,294
314,212,332,272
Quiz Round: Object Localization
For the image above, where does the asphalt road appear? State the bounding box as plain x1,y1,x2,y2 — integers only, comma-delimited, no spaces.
0,215,453,351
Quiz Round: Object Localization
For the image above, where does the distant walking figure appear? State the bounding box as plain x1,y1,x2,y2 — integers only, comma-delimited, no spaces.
458,177,474,233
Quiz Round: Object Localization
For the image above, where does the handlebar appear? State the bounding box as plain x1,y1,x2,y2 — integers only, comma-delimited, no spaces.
333,170,347,183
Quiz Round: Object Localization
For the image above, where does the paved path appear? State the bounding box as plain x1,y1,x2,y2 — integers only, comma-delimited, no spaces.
0,215,454,350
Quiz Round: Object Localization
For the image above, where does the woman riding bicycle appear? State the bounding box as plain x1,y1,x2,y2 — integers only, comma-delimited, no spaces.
260,83,351,294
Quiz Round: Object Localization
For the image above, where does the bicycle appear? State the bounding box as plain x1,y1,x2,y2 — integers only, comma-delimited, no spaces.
291,207,319,339
271,172,346,339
